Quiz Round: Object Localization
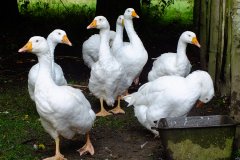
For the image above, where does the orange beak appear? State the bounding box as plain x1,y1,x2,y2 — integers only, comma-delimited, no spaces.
192,37,201,48
87,20,97,29
132,10,139,18
62,35,72,46
18,41,32,53
196,100,204,108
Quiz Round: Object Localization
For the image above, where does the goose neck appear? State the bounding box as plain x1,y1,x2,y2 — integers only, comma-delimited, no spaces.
36,53,55,87
176,39,187,54
116,24,124,37
99,28,112,60
47,38,57,75
124,18,138,43
112,24,124,52
47,38,56,58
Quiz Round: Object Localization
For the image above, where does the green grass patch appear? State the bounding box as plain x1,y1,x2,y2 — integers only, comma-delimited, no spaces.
17,0,193,26
0,84,51,159
17,0,96,23
0,83,137,159
143,0,193,26
94,105,136,130
160,0,193,25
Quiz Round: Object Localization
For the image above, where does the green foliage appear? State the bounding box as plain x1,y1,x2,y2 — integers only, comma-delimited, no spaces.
17,0,193,27
160,0,193,25
142,0,193,26
18,0,30,14
232,149,240,159
150,0,175,19
17,0,95,21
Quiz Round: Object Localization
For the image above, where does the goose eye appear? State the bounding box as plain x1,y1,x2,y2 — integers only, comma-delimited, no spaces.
206,98,208,101
58,32,61,35
99,18,102,21
36,40,39,43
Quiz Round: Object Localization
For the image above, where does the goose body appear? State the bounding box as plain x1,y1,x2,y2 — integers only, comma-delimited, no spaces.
28,29,72,101
114,8,148,88
19,36,95,159
87,16,126,116
124,70,214,136
148,31,200,81
82,30,116,68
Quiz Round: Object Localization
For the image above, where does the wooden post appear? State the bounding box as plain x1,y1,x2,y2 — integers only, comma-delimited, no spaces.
199,0,210,71
208,0,220,83
219,0,231,96
230,0,240,122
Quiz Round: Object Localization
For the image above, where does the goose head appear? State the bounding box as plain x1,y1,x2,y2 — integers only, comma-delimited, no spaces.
47,29,72,46
18,36,49,56
87,16,110,30
194,71,215,107
124,8,139,19
117,15,124,27
180,31,201,48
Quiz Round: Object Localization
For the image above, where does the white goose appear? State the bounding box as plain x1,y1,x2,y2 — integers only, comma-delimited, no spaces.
114,8,148,93
111,15,129,54
28,29,72,101
87,16,126,116
124,70,214,136
82,30,116,68
148,31,201,81
18,36,96,159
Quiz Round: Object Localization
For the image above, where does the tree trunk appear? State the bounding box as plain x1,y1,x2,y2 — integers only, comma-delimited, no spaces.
0,0,19,23
198,0,210,71
214,0,230,95
230,0,240,121
193,0,200,35
208,0,220,83
96,0,141,29
198,0,237,98
216,0,232,97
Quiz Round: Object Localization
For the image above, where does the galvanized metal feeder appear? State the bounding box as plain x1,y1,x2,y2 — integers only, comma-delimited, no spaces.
157,115,238,160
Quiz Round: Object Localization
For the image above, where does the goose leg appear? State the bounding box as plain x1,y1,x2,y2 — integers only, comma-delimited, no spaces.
77,132,95,156
110,96,125,114
96,97,112,117
120,90,129,100
43,137,67,160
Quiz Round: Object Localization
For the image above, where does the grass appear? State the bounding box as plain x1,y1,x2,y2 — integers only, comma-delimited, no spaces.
145,0,193,26
17,0,193,26
160,0,193,25
0,84,49,159
94,105,136,130
0,82,136,159
17,0,96,26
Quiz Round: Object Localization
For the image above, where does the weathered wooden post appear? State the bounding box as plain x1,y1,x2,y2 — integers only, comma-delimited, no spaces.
197,0,240,152
229,0,240,122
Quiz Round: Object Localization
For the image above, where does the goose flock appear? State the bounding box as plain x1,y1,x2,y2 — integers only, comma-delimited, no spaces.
18,7,214,159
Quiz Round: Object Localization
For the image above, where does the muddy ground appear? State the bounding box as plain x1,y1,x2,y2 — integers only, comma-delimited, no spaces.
0,16,230,160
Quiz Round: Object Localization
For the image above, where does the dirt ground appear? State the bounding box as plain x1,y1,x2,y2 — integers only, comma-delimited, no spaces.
35,56,230,160
0,17,231,160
